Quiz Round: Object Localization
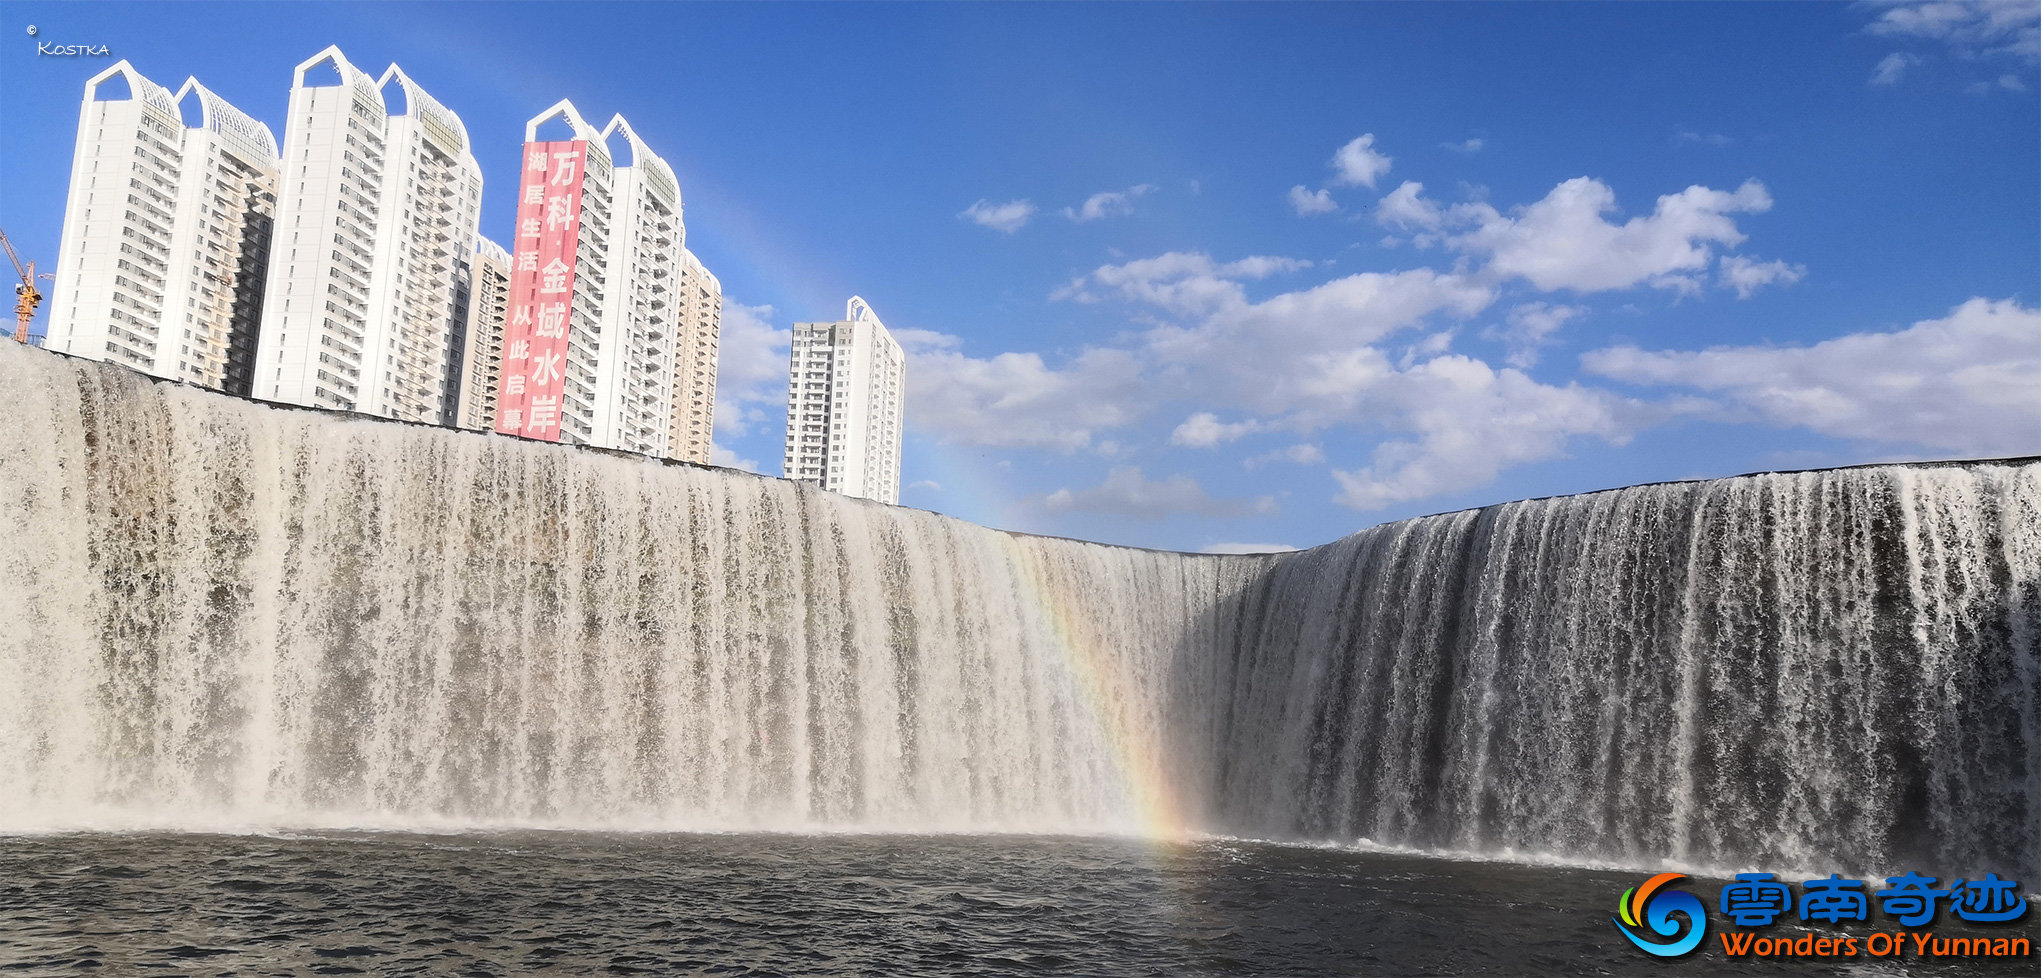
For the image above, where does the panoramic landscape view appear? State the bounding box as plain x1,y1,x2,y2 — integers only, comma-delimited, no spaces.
0,2,2036,974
